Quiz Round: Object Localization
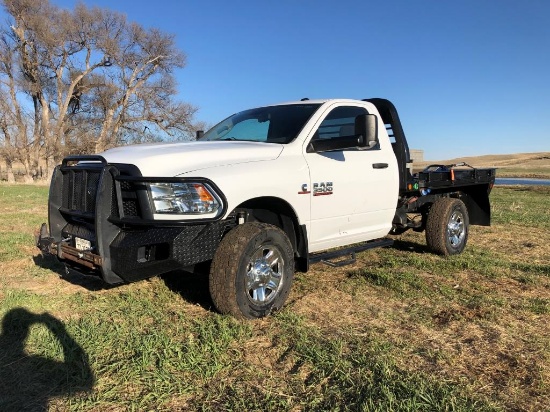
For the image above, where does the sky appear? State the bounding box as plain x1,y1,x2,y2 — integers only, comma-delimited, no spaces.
3,0,550,160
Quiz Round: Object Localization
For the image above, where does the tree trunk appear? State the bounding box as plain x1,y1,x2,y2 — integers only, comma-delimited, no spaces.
45,155,56,182
95,108,115,153
5,161,15,183
24,151,40,183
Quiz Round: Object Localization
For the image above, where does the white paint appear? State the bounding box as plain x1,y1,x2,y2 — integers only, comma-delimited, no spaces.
99,99,400,253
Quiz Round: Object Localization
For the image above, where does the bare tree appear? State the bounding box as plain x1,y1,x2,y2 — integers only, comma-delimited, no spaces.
0,0,199,181
0,28,35,182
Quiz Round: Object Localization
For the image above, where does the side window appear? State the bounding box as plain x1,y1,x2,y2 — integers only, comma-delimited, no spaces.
314,106,368,141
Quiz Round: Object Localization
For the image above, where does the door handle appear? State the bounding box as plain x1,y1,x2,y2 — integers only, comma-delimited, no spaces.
372,163,388,169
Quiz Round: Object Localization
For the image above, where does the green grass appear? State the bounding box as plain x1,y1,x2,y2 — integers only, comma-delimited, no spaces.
0,231,36,261
524,297,550,315
347,243,548,298
491,186,550,229
271,313,495,412
0,183,548,411
0,184,49,208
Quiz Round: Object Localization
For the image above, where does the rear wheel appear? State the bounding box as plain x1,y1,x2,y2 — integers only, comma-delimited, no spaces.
425,197,469,255
209,222,295,319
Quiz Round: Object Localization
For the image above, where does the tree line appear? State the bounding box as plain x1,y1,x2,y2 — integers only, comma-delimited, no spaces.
0,0,202,182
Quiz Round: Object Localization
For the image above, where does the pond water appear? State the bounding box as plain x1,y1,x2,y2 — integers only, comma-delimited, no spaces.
495,178,550,186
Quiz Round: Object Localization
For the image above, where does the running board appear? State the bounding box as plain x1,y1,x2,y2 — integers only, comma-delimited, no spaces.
309,238,394,268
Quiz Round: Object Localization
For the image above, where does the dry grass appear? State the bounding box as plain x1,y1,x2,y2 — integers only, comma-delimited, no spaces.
1,184,548,411
318,229,549,411
414,151,550,178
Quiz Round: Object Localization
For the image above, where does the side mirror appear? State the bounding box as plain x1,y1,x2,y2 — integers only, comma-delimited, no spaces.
355,114,378,149
306,113,379,153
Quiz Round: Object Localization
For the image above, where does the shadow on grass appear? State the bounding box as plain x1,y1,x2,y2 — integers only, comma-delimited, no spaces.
0,308,94,411
160,261,215,312
32,253,111,291
33,251,216,309
391,239,431,254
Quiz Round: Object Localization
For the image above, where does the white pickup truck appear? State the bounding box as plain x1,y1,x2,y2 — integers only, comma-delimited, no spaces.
37,98,496,318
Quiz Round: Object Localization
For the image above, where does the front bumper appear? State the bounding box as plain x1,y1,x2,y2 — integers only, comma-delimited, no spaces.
37,221,229,284
38,156,231,284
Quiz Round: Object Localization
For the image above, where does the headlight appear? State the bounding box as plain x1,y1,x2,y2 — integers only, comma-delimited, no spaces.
149,182,221,215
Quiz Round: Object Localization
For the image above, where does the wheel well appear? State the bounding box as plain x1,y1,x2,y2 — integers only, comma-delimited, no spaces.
424,189,491,227
457,186,491,226
232,197,308,272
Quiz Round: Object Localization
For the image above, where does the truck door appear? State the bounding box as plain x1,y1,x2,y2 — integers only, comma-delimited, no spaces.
304,104,398,252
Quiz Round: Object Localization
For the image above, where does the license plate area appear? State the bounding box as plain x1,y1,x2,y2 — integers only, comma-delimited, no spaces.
75,237,92,251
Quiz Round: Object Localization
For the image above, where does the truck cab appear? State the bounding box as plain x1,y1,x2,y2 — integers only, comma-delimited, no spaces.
193,98,400,252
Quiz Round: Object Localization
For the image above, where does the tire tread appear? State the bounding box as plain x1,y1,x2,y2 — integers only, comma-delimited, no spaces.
209,222,293,319
425,197,468,256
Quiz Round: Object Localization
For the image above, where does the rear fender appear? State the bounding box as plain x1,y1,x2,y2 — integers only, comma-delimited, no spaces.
458,185,492,226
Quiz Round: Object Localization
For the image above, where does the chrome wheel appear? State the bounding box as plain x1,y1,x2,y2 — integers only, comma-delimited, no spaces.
245,244,284,305
209,222,295,319
426,198,469,256
447,210,465,247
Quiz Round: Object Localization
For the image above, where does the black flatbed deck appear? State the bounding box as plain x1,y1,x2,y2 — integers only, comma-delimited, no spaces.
416,167,496,190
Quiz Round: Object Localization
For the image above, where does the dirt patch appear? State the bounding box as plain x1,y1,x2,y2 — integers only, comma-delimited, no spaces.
1,254,106,296
475,226,550,265
400,316,549,411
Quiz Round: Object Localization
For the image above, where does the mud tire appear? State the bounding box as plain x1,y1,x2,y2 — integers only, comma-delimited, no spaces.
209,222,294,319
425,197,469,255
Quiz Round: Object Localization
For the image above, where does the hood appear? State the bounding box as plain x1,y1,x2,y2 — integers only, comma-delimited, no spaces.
100,140,284,176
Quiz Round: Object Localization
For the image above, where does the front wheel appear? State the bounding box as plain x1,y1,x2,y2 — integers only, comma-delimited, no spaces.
425,197,469,255
209,222,295,319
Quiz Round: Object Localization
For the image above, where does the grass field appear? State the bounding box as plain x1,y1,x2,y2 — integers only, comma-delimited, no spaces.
0,183,549,411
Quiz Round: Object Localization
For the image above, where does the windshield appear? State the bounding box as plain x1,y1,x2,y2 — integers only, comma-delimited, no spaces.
200,104,321,144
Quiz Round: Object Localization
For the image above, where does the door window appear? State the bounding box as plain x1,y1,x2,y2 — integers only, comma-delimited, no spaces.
314,106,368,141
